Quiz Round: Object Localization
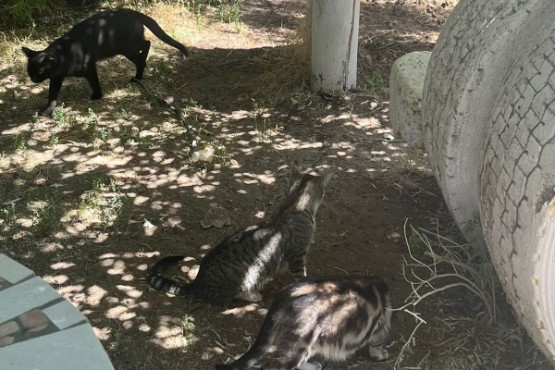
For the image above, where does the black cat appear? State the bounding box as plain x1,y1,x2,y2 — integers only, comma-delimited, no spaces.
22,8,189,116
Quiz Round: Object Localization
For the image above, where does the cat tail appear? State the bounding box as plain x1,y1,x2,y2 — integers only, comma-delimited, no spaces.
140,15,189,57
215,311,279,370
148,255,193,296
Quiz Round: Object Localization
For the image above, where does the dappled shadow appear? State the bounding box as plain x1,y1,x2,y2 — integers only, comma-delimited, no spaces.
0,1,477,370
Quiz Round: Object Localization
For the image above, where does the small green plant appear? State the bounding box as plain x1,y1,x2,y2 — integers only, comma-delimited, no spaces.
119,126,141,145
52,103,65,125
100,177,129,226
181,314,196,334
8,0,49,25
0,204,18,249
0,204,17,226
193,2,205,25
79,177,129,229
33,197,63,237
366,70,386,95
216,0,243,24
48,135,59,147
0,204,17,230
92,177,104,192
119,108,132,120
79,178,103,212
13,134,27,152
213,144,229,165
95,127,113,151
87,107,98,125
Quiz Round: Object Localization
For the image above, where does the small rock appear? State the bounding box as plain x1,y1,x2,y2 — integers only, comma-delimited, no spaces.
191,147,215,163
0,321,20,337
143,219,157,236
19,309,49,330
190,151,201,162
0,335,15,347
383,133,395,141
199,146,215,163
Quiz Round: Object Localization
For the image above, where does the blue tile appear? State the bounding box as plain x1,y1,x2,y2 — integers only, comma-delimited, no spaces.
0,254,34,284
0,277,60,324
0,323,114,370
42,300,86,330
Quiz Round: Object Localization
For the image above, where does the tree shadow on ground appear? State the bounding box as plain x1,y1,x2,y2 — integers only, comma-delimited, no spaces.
3,2,546,370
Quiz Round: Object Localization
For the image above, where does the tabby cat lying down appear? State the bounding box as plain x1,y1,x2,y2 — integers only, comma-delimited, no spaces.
216,276,392,370
22,8,189,116
149,163,334,305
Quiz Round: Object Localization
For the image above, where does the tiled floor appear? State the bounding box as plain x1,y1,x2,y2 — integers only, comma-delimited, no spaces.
0,254,114,370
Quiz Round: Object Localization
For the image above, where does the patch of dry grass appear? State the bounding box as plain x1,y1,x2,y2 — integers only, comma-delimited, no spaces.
395,222,550,370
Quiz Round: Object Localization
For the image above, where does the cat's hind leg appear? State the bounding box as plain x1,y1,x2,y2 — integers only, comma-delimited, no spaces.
288,254,307,278
369,343,389,362
267,342,313,370
128,40,151,80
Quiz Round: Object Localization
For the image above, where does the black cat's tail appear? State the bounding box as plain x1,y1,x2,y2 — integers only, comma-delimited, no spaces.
215,310,279,370
148,255,193,296
140,14,189,57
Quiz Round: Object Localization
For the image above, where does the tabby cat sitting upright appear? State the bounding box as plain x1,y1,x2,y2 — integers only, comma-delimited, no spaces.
149,163,334,305
215,276,392,370
22,8,189,116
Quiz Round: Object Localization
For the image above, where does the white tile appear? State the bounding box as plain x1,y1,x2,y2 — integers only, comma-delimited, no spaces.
0,254,34,284
0,323,114,370
42,300,86,330
0,277,60,324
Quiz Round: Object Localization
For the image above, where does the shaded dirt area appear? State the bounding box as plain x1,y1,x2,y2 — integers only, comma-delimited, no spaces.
0,0,551,369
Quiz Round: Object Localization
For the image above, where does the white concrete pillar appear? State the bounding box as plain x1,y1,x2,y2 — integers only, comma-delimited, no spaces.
310,0,360,93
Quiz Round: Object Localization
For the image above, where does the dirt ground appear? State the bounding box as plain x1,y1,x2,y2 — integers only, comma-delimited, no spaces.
0,0,552,369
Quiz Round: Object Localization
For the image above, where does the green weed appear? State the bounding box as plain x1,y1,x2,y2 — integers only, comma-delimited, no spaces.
0,205,17,249
13,134,27,152
181,314,196,334
48,135,59,147
215,0,242,24
33,196,63,237
100,177,129,227
96,127,113,151
79,177,130,229
366,70,386,95
7,0,50,26
52,103,65,125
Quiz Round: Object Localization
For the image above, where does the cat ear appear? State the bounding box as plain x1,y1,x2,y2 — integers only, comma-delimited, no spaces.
21,46,37,59
290,161,302,181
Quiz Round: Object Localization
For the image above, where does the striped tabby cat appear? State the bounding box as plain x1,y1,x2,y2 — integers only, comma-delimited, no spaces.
149,163,333,305
215,276,392,370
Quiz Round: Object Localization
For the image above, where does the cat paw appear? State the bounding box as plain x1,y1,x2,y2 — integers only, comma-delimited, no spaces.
298,362,322,370
236,291,262,303
40,107,54,117
369,344,389,362
90,92,102,100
